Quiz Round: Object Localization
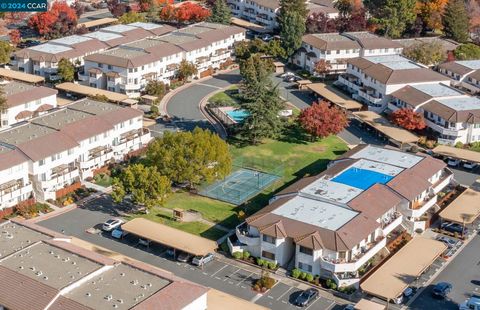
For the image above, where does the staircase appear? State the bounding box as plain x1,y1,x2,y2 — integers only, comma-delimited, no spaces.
29,175,44,202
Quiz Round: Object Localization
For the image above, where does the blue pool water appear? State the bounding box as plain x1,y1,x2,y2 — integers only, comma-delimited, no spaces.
227,109,249,122
332,167,394,190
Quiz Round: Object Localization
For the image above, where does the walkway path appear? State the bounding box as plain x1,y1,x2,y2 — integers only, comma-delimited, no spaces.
82,180,112,194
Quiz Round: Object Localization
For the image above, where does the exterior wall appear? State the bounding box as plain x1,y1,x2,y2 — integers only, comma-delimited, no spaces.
182,293,208,310
228,0,279,30
0,162,33,210
0,94,57,129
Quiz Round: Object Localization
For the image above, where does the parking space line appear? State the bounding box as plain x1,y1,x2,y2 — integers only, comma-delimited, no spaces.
236,272,254,286
276,286,293,301
304,296,323,310
223,268,241,281
325,301,336,310
250,293,263,303
210,265,228,277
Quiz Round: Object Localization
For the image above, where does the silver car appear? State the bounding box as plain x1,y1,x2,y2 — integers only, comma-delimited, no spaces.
192,253,215,266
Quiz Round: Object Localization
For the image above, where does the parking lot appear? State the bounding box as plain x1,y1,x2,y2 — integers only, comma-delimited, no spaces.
36,197,347,310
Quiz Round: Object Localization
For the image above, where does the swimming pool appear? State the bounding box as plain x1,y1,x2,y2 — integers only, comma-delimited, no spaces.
226,109,249,123
331,167,394,190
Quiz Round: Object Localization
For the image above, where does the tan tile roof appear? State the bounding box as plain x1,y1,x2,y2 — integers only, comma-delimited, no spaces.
438,61,473,76
409,155,447,180
0,148,29,174
302,34,360,51
348,184,403,219
5,84,57,108
422,100,480,123
259,221,287,238
49,296,93,310
60,116,114,142
387,168,432,201
16,130,79,162
390,85,433,107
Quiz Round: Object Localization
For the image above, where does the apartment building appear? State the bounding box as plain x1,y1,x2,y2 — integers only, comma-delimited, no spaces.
233,145,452,287
81,23,245,98
0,98,151,203
389,83,480,145
293,32,403,75
0,220,209,310
11,22,175,80
0,81,57,129
337,55,451,112
437,60,480,94
228,0,338,30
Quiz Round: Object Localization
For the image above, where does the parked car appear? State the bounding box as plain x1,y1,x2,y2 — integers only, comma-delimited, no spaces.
464,161,477,170
432,282,452,298
441,222,468,235
447,158,460,167
260,34,273,42
177,251,193,263
436,236,457,248
111,228,128,239
294,288,319,307
166,248,175,258
192,253,215,266
344,305,355,310
460,296,480,310
138,238,151,247
280,72,295,78
102,219,124,232
284,75,300,82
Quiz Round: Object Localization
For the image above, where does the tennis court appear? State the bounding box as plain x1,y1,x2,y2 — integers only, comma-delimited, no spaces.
200,168,280,205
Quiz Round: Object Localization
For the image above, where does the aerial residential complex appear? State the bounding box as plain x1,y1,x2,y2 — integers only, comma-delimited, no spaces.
437,60,480,94
337,54,451,112
0,98,151,208
80,23,245,97
10,22,175,80
0,220,208,310
389,83,480,145
293,32,403,75
234,145,452,287
0,81,57,129
227,0,338,31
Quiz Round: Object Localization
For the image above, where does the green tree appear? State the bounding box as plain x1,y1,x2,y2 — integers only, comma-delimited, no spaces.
334,0,354,16
266,39,287,59
403,41,446,65
279,11,306,58
57,58,75,82
88,94,110,102
147,128,232,188
118,11,146,24
443,0,469,43
208,0,231,24
364,0,416,38
0,41,12,65
177,60,198,81
144,80,168,99
238,54,284,144
454,43,480,60
111,164,171,210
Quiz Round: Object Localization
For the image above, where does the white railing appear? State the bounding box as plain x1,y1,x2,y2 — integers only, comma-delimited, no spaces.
425,119,464,137
79,151,114,170
0,183,33,203
433,174,453,194
338,75,360,91
41,168,80,189
409,195,438,218
387,102,400,112
358,89,382,104
235,228,260,246
382,214,403,236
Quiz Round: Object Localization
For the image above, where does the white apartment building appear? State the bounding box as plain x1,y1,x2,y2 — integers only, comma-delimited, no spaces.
228,0,338,30
389,83,480,145
293,32,403,75
81,23,246,98
11,22,175,80
0,81,57,129
232,145,452,288
0,98,151,203
0,147,33,211
437,60,480,94
337,55,451,112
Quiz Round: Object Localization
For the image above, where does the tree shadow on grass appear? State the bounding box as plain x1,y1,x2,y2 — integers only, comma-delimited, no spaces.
277,123,310,145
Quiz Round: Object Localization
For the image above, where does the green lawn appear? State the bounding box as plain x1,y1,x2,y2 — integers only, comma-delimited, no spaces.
208,86,239,107
94,173,112,187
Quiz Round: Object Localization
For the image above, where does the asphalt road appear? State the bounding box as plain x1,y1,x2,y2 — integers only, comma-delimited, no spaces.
410,234,480,309
36,196,347,310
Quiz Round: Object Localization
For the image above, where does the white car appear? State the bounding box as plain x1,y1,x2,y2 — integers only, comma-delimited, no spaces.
447,158,460,167
280,72,295,78
192,253,215,266
102,219,124,232
464,161,477,169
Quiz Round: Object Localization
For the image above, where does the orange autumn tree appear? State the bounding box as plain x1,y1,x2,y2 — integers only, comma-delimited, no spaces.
416,0,448,31
175,2,211,23
159,4,176,21
390,108,426,131
28,2,77,39
298,100,349,140
9,29,21,47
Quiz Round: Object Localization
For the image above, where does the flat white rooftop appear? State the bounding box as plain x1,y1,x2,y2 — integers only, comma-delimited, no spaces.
350,159,404,176
128,22,162,30
29,43,72,54
84,31,123,41
365,54,411,64
300,178,363,204
383,61,423,70
457,60,480,70
412,83,464,98
102,24,137,34
0,222,47,258
350,145,423,169
50,35,93,46
272,196,359,231
437,96,480,111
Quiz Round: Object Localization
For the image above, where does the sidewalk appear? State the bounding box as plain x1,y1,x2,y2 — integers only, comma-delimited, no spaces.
82,180,112,194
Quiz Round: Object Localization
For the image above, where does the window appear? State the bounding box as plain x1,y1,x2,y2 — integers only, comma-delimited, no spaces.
108,65,112,70
129,68,133,73
262,234,275,244
298,262,312,272
261,251,275,260
39,159,45,166
299,246,313,256
68,149,74,156
98,63,103,68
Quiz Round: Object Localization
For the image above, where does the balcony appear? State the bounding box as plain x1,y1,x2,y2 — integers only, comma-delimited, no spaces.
381,212,403,236
0,179,33,203
79,146,114,170
320,237,387,273
113,128,151,153
409,194,437,218
387,102,401,112
338,74,361,91
41,165,80,189
358,87,382,105
425,119,465,137
432,170,453,194
235,223,260,246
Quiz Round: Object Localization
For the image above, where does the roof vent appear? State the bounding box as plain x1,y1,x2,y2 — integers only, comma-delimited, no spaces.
105,295,113,301
43,276,48,280
120,273,125,277
72,261,77,265
30,266,35,271
117,299,123,304
147,283,152,287
131,280,139,286
86,292,91,297
36,271,43,276
18,266,24,270
113,305,118,308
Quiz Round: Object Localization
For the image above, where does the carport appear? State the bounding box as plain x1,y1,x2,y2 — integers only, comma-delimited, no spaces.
55,82,129,103
230,17,270,33
353,111,419,147
121,218,218,256
0,68,45,85
432,145,480,164
306,83,363,111
354,299,385,310
207,289,269,310
439,188,480,225
361,237,446,302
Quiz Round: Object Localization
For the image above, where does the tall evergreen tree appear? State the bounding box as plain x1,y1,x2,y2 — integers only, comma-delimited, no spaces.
208,0,232,24
279,0,307,57
364,0,416,38
57,58,75,82
443,0,470,43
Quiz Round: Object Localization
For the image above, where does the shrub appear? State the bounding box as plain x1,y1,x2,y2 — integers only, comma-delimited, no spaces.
256,258,265,266
257,276,276,289
291,268,301,279
268,262,277,270
232,251,243,259
300,272,307,280
243,251,250,260
455,141,464,148
325,278,338,290
305,273,314,282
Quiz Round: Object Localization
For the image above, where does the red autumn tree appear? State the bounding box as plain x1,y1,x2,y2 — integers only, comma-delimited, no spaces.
28,2,78,39
107,0,129,17
390,108,426,131
314,59,332,78
175,2,211,23
9,29,21,47
298,100,348,139
159,4,176,21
